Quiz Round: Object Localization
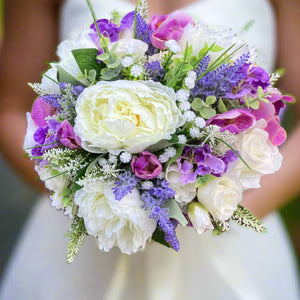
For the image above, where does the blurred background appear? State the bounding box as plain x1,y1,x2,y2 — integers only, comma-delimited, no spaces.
0,0,299,281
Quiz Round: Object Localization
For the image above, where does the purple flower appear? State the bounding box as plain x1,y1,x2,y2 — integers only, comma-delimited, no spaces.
149,11,194,50
57,120,81,149
89,19,120,47
206,109,256,134
131,151,162,179
113,171,140,201
247,65,270,91
31,97,57,127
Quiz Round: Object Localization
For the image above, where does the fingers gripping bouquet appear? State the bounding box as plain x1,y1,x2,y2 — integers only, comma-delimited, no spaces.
24,0,294,262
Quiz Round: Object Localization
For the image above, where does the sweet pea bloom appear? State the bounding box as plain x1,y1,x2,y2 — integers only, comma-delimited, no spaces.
57,120,81,149
31,97,57,127
74,80,183,153
149,11,194,50
206,109,256,134
131,151,162,179
89,19,120,45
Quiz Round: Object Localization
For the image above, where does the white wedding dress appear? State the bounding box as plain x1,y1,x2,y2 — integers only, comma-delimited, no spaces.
1,0,299,299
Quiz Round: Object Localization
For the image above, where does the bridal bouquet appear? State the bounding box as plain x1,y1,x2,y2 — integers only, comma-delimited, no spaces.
24,0,294,262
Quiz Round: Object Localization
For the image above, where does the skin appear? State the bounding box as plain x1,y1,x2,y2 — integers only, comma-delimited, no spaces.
0,0,299,217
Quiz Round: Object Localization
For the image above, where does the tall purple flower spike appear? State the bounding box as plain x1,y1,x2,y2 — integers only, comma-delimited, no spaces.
206,109,256,134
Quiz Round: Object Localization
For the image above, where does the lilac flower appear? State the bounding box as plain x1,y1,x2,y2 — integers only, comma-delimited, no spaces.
113,170,140,201
192,52,250,99
141,179,179,251
177,145,238,183
145,61,165,81
89,19,120,47
247,65,270,91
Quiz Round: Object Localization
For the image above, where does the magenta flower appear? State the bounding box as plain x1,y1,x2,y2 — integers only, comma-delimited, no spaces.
131,151,162,179
31,97,57,127
149,11,194,50
264,116,287,146
207,109,256,134
57,120,81,149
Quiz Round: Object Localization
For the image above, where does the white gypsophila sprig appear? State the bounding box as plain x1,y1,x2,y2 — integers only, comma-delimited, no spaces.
165,40,181,53
131,64,144,77
178,134,187,144
179,101,191,112
108,153,118,164
141,181,154,190
198,125,238,155
121,56,134,67
176,89,190,102
159,147,177,163
190,127,200,138
183,111,196,122
42,148,92,180
195,117,206,128
120,152,132,163
269,73,280,85
76,165,105,187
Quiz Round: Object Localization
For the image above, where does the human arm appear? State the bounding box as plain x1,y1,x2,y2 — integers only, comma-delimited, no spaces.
242,0,300,218
0,0,62,192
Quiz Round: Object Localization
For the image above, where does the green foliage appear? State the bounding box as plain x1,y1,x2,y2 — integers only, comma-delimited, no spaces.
191,97,216,119
151,227,171,248
56,65,82,86
72,48,103,81
232,205,266,233
166,145,184,165
164,199,188,226
66,216,87,263
217,98,227,113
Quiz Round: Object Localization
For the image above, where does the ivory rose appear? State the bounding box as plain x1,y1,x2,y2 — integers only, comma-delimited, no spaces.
197,175,243,222
74,80,183,153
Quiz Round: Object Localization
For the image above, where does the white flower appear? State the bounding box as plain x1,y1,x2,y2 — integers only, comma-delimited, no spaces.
98,158,108,167
176,89,190,102
24,113,38,157
131,65,144,77
108,153,118,164
74,80,183,153
159,154,169,163
40,68,61,95
183,111,196,122
179,101,191,112
184,77,195,89
120,152,132,163
232,120,282,189
187,70,197,81
195,117,206,128
141,181,154,190
165,147,177,158
74,182,156,254
197,175,243,222
187,202,214,234
114,38,148,58
35,165,70,212
121,56,134,67
166,163,196,205
165,39,181,53
190,127,200,138
178,134,187,144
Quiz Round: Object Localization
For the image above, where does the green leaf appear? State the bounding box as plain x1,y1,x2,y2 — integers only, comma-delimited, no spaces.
151,227,171,248
182,44,193,59
55,65,82,85
199,106,216,119
197,44,209,58
73,164,89,191
101,65,122,80
257,86,264,99
164,198,188,227
195,174,215,187
72,48,102,80
249,98,260,110
181,64,194,73
217,98,227,113
210,44,224,52
232,204,266,233
205,95,217,105
191,97,205,112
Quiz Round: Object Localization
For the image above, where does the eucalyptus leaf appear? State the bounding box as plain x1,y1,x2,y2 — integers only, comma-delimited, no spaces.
191,97,205,112
217,98,227,113
205,95,217,105
195,174,215,188
101,65,122,80
164,199,188,227
199,107,216,119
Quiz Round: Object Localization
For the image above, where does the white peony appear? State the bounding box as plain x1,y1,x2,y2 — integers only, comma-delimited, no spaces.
187,202,214,234
74,182,156,254
40,68,61,95
113,38,148,59
232,120,282,189
74,80,183,154
35,165,70,213
165,163,196,205
197,175,243,222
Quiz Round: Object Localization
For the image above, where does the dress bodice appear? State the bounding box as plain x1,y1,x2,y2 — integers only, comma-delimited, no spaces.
60,0,276,72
